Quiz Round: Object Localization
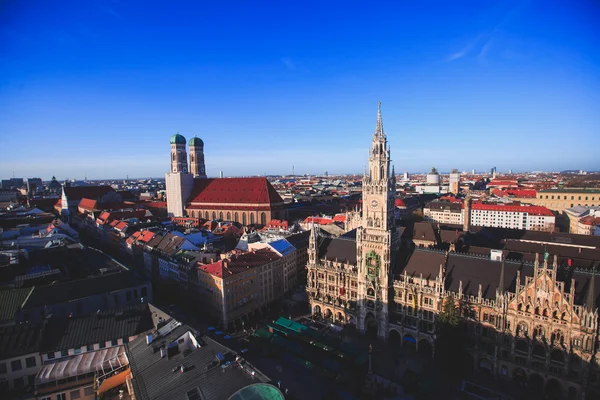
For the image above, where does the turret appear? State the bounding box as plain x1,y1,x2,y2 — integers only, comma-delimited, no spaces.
462,192,472,233
189,136,207,178
170,133,188,173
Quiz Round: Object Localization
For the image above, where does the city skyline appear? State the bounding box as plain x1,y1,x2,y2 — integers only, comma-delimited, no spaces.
1,1,599,179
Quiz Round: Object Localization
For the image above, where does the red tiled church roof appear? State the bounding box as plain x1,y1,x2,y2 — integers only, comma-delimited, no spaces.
188,178,284,206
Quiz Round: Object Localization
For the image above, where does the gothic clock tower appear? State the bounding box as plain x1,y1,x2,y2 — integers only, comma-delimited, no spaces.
356,102,398,338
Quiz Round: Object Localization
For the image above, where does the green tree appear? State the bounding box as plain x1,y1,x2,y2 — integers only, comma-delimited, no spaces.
434,296,470,379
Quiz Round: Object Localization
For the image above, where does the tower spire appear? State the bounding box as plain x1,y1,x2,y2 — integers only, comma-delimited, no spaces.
586,264,596,311
375,101,384,136
498,254,505,293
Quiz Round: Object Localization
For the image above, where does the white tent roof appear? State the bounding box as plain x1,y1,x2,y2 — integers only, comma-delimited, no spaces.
36,346,128,385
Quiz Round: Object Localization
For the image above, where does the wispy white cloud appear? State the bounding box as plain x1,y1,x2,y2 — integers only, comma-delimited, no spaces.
106,7,124,20
445,37,480,62
281,57,296,71
445,2,526,64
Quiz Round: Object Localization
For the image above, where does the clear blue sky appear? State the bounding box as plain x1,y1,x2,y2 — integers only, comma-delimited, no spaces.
1,1,599,180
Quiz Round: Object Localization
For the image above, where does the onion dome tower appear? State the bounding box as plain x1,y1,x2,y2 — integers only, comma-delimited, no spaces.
189,137,207,178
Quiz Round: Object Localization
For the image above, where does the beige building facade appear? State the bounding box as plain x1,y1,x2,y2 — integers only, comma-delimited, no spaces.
519,189,600,212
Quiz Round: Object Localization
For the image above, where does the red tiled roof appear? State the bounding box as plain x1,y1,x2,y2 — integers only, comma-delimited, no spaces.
264,219,289,230
466,202,554,216
579,216,600,226
97,210,147,225
139,230,155,243
114,221,128,231
78,198,98,211
333,214,346,223
491,189,509,198
64,185,114,201
187,204,275,211
188,178,284,206
507,189,537,198
198,248,281,278
439,196,463,203
303,216,334,225
126,231,142,245
492,189,537,198
97,211,111,223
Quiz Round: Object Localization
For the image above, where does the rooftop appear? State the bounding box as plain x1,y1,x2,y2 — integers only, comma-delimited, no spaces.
41,303,153,352
538,188,600,194
127,324,270,400
0,322,43,359
199,248,281,278
188,178,284,206
318,228,357,265
23,270,147,310
0,287,33,323
64,185,115,201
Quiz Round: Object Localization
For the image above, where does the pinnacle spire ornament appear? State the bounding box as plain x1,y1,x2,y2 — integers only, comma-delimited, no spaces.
375,100,384,137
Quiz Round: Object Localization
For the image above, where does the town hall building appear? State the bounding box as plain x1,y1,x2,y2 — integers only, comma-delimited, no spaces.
306,102,600,400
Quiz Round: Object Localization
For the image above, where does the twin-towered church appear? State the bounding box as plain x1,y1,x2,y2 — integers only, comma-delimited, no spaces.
165,133,287,224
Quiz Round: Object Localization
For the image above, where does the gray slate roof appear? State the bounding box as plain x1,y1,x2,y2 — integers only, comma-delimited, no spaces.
23,270,147,309
127,324,269,400
41,303,153,352
0,287,32,323
0,323,43,359
318,229,357,265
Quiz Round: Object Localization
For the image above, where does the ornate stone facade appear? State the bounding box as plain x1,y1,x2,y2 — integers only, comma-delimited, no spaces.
305,103,600,399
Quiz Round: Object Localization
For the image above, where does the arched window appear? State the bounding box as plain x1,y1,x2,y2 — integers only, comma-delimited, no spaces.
234,212,239,223
380,165,384,179
242,213,247,225
260,212,266,225
219,211,223,220
367,287,375,297
205,211,209,220
212,211,216,220
533,325,545,340
250,213,255,225
551,330,564,346
226,212,231,220
517,322,528,337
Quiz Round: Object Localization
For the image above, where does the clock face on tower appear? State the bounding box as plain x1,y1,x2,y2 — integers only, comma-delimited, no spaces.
370,199,379,208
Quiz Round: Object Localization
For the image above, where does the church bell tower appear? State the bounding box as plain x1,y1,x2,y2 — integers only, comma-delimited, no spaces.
356,102,398,339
